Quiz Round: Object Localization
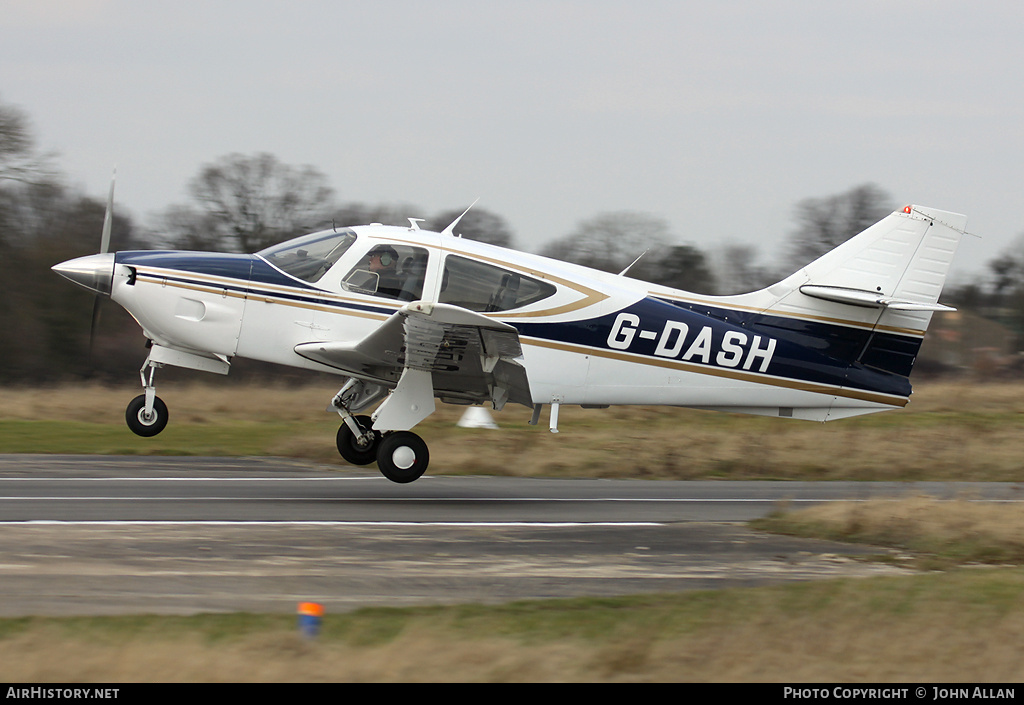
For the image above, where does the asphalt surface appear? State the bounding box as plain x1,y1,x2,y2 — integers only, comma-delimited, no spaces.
1,454,1020,616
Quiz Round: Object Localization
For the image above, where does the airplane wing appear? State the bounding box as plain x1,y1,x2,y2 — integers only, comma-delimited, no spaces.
294,301,532,413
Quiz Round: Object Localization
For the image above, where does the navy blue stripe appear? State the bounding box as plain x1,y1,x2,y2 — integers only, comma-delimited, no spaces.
513,297,912,399
116,251,343,293
117,251,397,318
116,251,257,281
655,297,922,378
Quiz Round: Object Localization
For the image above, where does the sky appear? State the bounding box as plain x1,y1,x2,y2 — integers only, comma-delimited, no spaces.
3,0,1023,281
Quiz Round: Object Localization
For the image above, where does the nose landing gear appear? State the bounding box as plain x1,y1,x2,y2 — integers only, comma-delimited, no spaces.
125,393,168,437
126,359,168,437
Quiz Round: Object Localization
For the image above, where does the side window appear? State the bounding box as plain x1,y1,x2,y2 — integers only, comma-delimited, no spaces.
439,255,556,312
342,244,429,301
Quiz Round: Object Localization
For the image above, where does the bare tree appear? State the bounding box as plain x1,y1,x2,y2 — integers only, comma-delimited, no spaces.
988,247,1024,297
151,204,222,251
537,211,717,291
642,244,717,294
164,153,336,252
540,211,672,274
786,183,893,269
0,97,56,187
711,242,777,294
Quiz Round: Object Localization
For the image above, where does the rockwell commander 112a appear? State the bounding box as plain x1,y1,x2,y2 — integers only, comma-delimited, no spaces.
53,186,967,483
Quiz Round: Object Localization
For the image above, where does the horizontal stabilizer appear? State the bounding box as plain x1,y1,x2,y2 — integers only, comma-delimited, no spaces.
799,285,957,312
749,205,968,342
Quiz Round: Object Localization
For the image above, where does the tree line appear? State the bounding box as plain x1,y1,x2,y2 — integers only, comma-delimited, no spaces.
2,96,1020,383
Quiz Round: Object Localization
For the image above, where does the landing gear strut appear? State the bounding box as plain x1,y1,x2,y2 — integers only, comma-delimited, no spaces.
335,415,381,465
330,379,431,483
126,360,167,437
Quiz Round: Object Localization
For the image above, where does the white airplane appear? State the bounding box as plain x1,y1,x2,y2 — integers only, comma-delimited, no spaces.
53,198,967,483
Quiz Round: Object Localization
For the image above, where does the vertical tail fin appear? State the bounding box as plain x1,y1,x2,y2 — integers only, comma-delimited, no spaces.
737,205,968,379
763,205,967,331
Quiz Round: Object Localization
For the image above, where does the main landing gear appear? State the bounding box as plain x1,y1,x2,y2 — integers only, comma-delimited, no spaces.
336,416,430,484
120,363,433,484
332,380,431,484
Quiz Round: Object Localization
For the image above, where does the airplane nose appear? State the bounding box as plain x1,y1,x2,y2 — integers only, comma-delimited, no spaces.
51,253,116,295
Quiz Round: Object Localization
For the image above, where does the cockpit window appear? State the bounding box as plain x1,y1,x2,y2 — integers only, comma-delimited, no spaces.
439,255,556,312
342,244,430,301
258,229,357,283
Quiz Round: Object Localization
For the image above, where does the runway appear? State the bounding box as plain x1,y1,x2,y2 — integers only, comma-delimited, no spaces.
0,454,1020,616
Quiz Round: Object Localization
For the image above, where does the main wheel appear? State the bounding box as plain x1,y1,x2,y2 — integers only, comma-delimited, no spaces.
376,431,429,484
336,415,381,465
125,394,169,437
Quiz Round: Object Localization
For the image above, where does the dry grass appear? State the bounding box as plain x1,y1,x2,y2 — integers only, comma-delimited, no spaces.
756,495,1024,567
2,570,1023,682
3,381,1024,681
0,381,329,425
3,378,1024,480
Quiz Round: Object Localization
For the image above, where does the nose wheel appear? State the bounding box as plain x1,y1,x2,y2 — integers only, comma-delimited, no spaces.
125,358,169,437
125,394,168,437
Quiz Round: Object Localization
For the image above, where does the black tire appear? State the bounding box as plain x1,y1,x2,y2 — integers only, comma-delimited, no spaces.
125,394,169,437
376,431,429,484
336,415,381,465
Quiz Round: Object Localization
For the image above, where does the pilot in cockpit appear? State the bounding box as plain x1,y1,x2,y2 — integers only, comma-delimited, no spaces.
366,246,402,298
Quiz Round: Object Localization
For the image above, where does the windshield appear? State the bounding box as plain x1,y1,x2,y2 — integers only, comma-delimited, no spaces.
257,229,358,283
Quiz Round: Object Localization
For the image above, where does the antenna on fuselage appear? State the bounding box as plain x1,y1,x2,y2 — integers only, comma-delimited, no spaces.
618,249,648,276
441,198,480,237
408,218,424,231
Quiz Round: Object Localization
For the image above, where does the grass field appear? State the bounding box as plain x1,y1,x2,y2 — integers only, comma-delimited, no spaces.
3,378,1024,481
2,567,1023,682
2,378,1023,681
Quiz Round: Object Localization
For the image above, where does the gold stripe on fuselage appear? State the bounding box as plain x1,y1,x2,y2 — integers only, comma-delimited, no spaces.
133,268,392,321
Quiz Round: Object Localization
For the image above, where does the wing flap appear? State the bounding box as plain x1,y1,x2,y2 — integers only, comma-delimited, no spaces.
294,310,406,380
294,301,531,407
